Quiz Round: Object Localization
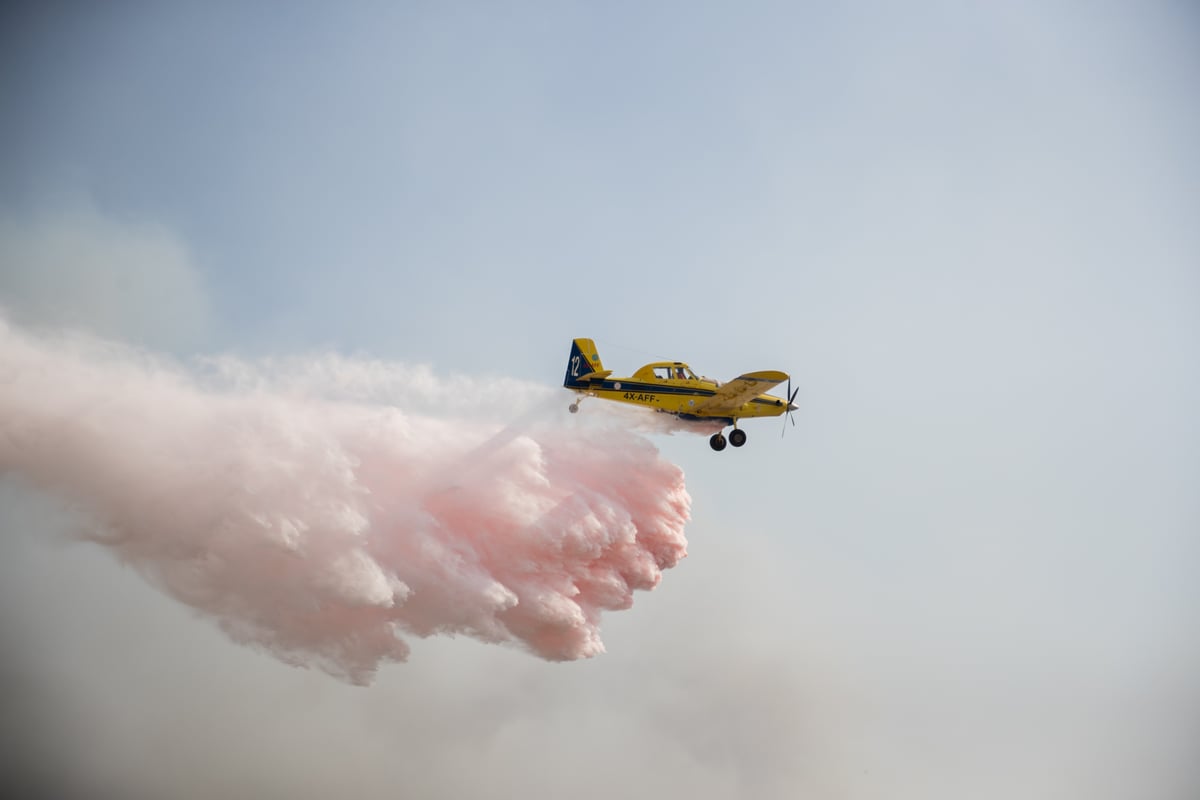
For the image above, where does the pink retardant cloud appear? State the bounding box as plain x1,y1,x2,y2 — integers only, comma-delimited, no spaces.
0,319,691,684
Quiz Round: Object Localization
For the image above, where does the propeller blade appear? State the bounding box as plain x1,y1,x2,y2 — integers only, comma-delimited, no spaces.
781,376,799,435
781,377,792,437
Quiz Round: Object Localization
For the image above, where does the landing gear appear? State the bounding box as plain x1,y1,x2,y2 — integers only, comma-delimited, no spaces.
568,403,579,413
711,427,745,452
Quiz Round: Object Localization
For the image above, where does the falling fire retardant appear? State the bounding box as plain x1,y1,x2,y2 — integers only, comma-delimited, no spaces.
0,318,692,684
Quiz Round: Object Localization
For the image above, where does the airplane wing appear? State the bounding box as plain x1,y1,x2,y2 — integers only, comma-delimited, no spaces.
691,370,789,416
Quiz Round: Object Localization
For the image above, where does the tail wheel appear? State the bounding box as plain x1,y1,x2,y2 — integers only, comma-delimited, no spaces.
568,403,579,413
709,433,727,451
729,429,747,447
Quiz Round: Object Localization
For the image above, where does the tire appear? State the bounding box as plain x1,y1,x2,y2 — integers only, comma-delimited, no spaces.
709,433,727,451
729,429,747,447
569,403,579,413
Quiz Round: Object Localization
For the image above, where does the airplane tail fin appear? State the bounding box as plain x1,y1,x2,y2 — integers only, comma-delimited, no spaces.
564,338,605,389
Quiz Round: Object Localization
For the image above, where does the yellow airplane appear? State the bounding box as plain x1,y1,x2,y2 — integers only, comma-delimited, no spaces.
563,338,798,451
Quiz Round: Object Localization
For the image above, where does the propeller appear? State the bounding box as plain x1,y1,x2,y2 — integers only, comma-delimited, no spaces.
781,376,800,437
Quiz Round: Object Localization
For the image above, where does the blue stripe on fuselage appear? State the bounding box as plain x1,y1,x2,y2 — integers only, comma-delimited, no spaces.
579,378,783,405
589,379,717,397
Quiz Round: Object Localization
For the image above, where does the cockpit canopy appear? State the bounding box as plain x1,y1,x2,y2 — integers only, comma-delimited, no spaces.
653,364,697,381
634,362,717,385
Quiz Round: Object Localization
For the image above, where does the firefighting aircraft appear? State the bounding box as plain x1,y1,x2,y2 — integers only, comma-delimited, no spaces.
563,338,798,451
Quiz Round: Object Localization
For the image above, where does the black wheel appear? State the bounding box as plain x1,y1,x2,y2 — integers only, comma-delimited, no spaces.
569,403,579,413
729,429,747,447
709,433,727,451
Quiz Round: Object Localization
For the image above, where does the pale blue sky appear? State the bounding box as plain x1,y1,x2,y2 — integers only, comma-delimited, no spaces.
1,3,1198,798
4,3,1194,367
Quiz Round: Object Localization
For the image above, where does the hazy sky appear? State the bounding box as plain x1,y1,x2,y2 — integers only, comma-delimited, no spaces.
1,3,1198,798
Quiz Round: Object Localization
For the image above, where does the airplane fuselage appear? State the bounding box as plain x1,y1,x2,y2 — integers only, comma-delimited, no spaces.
571,369,791,426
